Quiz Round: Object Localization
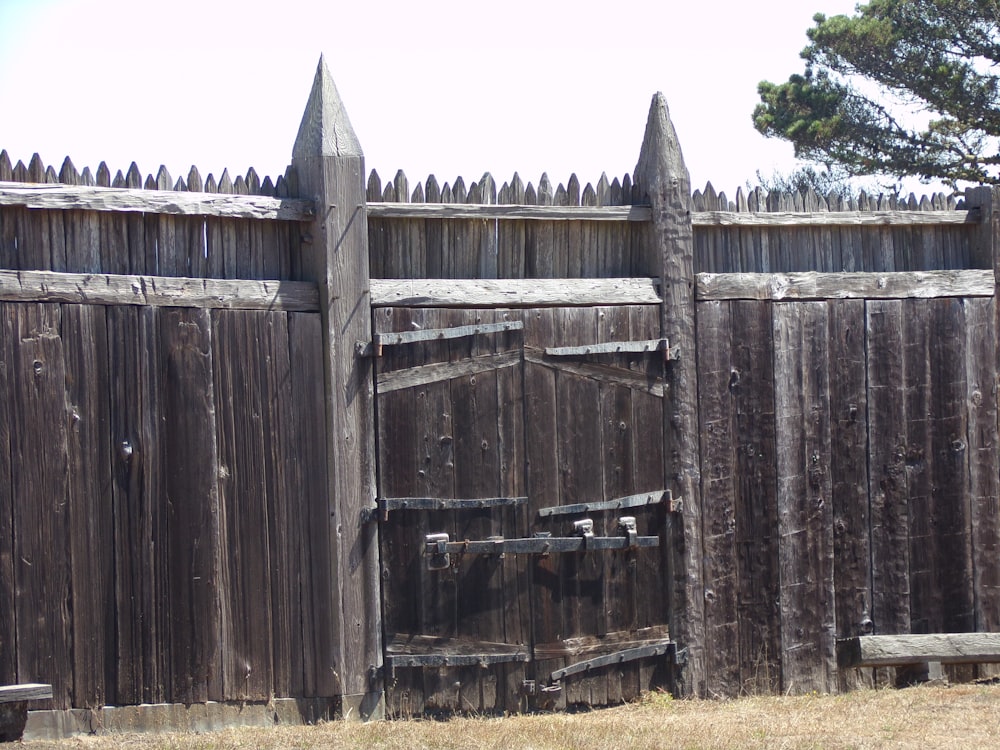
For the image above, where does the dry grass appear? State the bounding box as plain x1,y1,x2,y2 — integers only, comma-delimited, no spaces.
24,684,1000,750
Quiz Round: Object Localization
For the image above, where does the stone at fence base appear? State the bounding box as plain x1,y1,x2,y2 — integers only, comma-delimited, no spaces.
22,698,338,741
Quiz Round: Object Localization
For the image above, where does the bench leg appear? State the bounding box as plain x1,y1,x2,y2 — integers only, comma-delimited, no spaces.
895,661,946,687
0,701,27,742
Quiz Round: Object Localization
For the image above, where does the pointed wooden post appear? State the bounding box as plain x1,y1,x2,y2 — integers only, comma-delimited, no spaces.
292,57,383,720
634,93,705,696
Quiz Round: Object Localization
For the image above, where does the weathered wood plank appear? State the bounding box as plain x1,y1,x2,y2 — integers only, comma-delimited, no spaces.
523,349,664,397
107,306,163,705
287,312,337,698
0,305,14,688
0,182,314,220
371,277,662,307
293,61,381,718
0,684,53,702
697,270,993,301
634,93,704,696
865,300,911,643
213,311,275,700
8,304,72,708
838,633,1000,667
158,307,222,704
773,301,836,693
62,305,114,707
0,269,319,310
729,300,780,694
827,300,872,691
695,300,740,697
970,297,1000,645
367,202,652,221
376,351,519,394
694,209,974,227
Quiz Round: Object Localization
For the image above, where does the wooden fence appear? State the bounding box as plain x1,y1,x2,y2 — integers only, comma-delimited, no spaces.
1,58,1000,732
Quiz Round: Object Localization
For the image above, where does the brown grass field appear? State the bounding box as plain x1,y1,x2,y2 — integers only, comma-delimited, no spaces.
21,684,1000,750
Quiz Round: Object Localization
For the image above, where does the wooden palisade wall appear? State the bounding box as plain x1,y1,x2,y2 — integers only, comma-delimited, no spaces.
2,56,1000,722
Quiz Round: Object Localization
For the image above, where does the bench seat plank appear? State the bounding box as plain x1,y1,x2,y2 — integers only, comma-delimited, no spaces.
838,634,1000,668
0,684,53,702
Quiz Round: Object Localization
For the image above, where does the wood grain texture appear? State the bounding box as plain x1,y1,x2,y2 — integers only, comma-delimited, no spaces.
865,300,911,639
8,304,73,707
371,278,661,307
62,305,113,707
0,269,319,310
695,300,740,697
0,304,14,688
634,92,704,696
838,633,1000,667
772,301,836,694
366,202,652,221
0,181,314,220
697,270,993,301
292,58,382,716
826,300,872,691
158,307,222,704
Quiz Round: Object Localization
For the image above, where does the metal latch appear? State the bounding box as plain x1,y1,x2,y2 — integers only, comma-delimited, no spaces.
618,516,638,549
573,518,594,549
425,532,450,570
668,489,683,513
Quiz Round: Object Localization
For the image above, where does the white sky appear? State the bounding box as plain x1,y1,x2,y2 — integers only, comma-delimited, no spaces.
0,0,902,198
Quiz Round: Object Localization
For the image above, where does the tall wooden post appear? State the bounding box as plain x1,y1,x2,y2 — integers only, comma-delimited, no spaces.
292,57,383,720
634,93,705,696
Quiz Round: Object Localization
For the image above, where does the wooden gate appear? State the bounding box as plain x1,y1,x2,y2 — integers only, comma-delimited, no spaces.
371,303,674,715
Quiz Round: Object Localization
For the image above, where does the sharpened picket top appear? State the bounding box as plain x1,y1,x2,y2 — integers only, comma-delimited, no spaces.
292,57,382,720
634,92,704,697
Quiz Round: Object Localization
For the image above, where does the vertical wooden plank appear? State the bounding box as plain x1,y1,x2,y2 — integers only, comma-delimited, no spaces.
451,308,504,712
292,59,381,718
695,300,740,697
158,307,222,704
0,304,16,687
9,304,72,707
634,93,704,695
772,301,836,694
63,305,114,707
598,304,634,705
827,299,872,691
966,296,1000,678
108,305,163,705
628,304,667,698
928,299,974,635
730,300,780,694
287,312,337,699
866,299,910,643
556,306,604,708
903,298,935,635
265,311,298,697
523,307,565,709
213,310,275,700
496,307,529,711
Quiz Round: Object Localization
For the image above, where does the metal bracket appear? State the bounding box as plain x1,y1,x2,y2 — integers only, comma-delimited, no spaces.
425,532,451,570
667,489,683,514
550,641,673,682
573,518,594,549
618,516,638,549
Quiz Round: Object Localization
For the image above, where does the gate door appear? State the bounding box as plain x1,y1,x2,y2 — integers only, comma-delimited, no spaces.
372,304,672,716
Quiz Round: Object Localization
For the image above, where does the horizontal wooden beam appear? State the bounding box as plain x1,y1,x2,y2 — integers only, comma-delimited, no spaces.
696,269,994,301
366,203,975,227
0,269,320,311
524,348,664,397
837,633,1000,668
370,277,662,307
0,181,315,221
694,209,977,227
376,350,520,393
0,684,53,703
367,202,652,222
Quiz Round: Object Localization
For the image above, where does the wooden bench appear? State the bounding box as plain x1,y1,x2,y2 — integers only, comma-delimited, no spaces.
0,684,53,742
837,633,1000,685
